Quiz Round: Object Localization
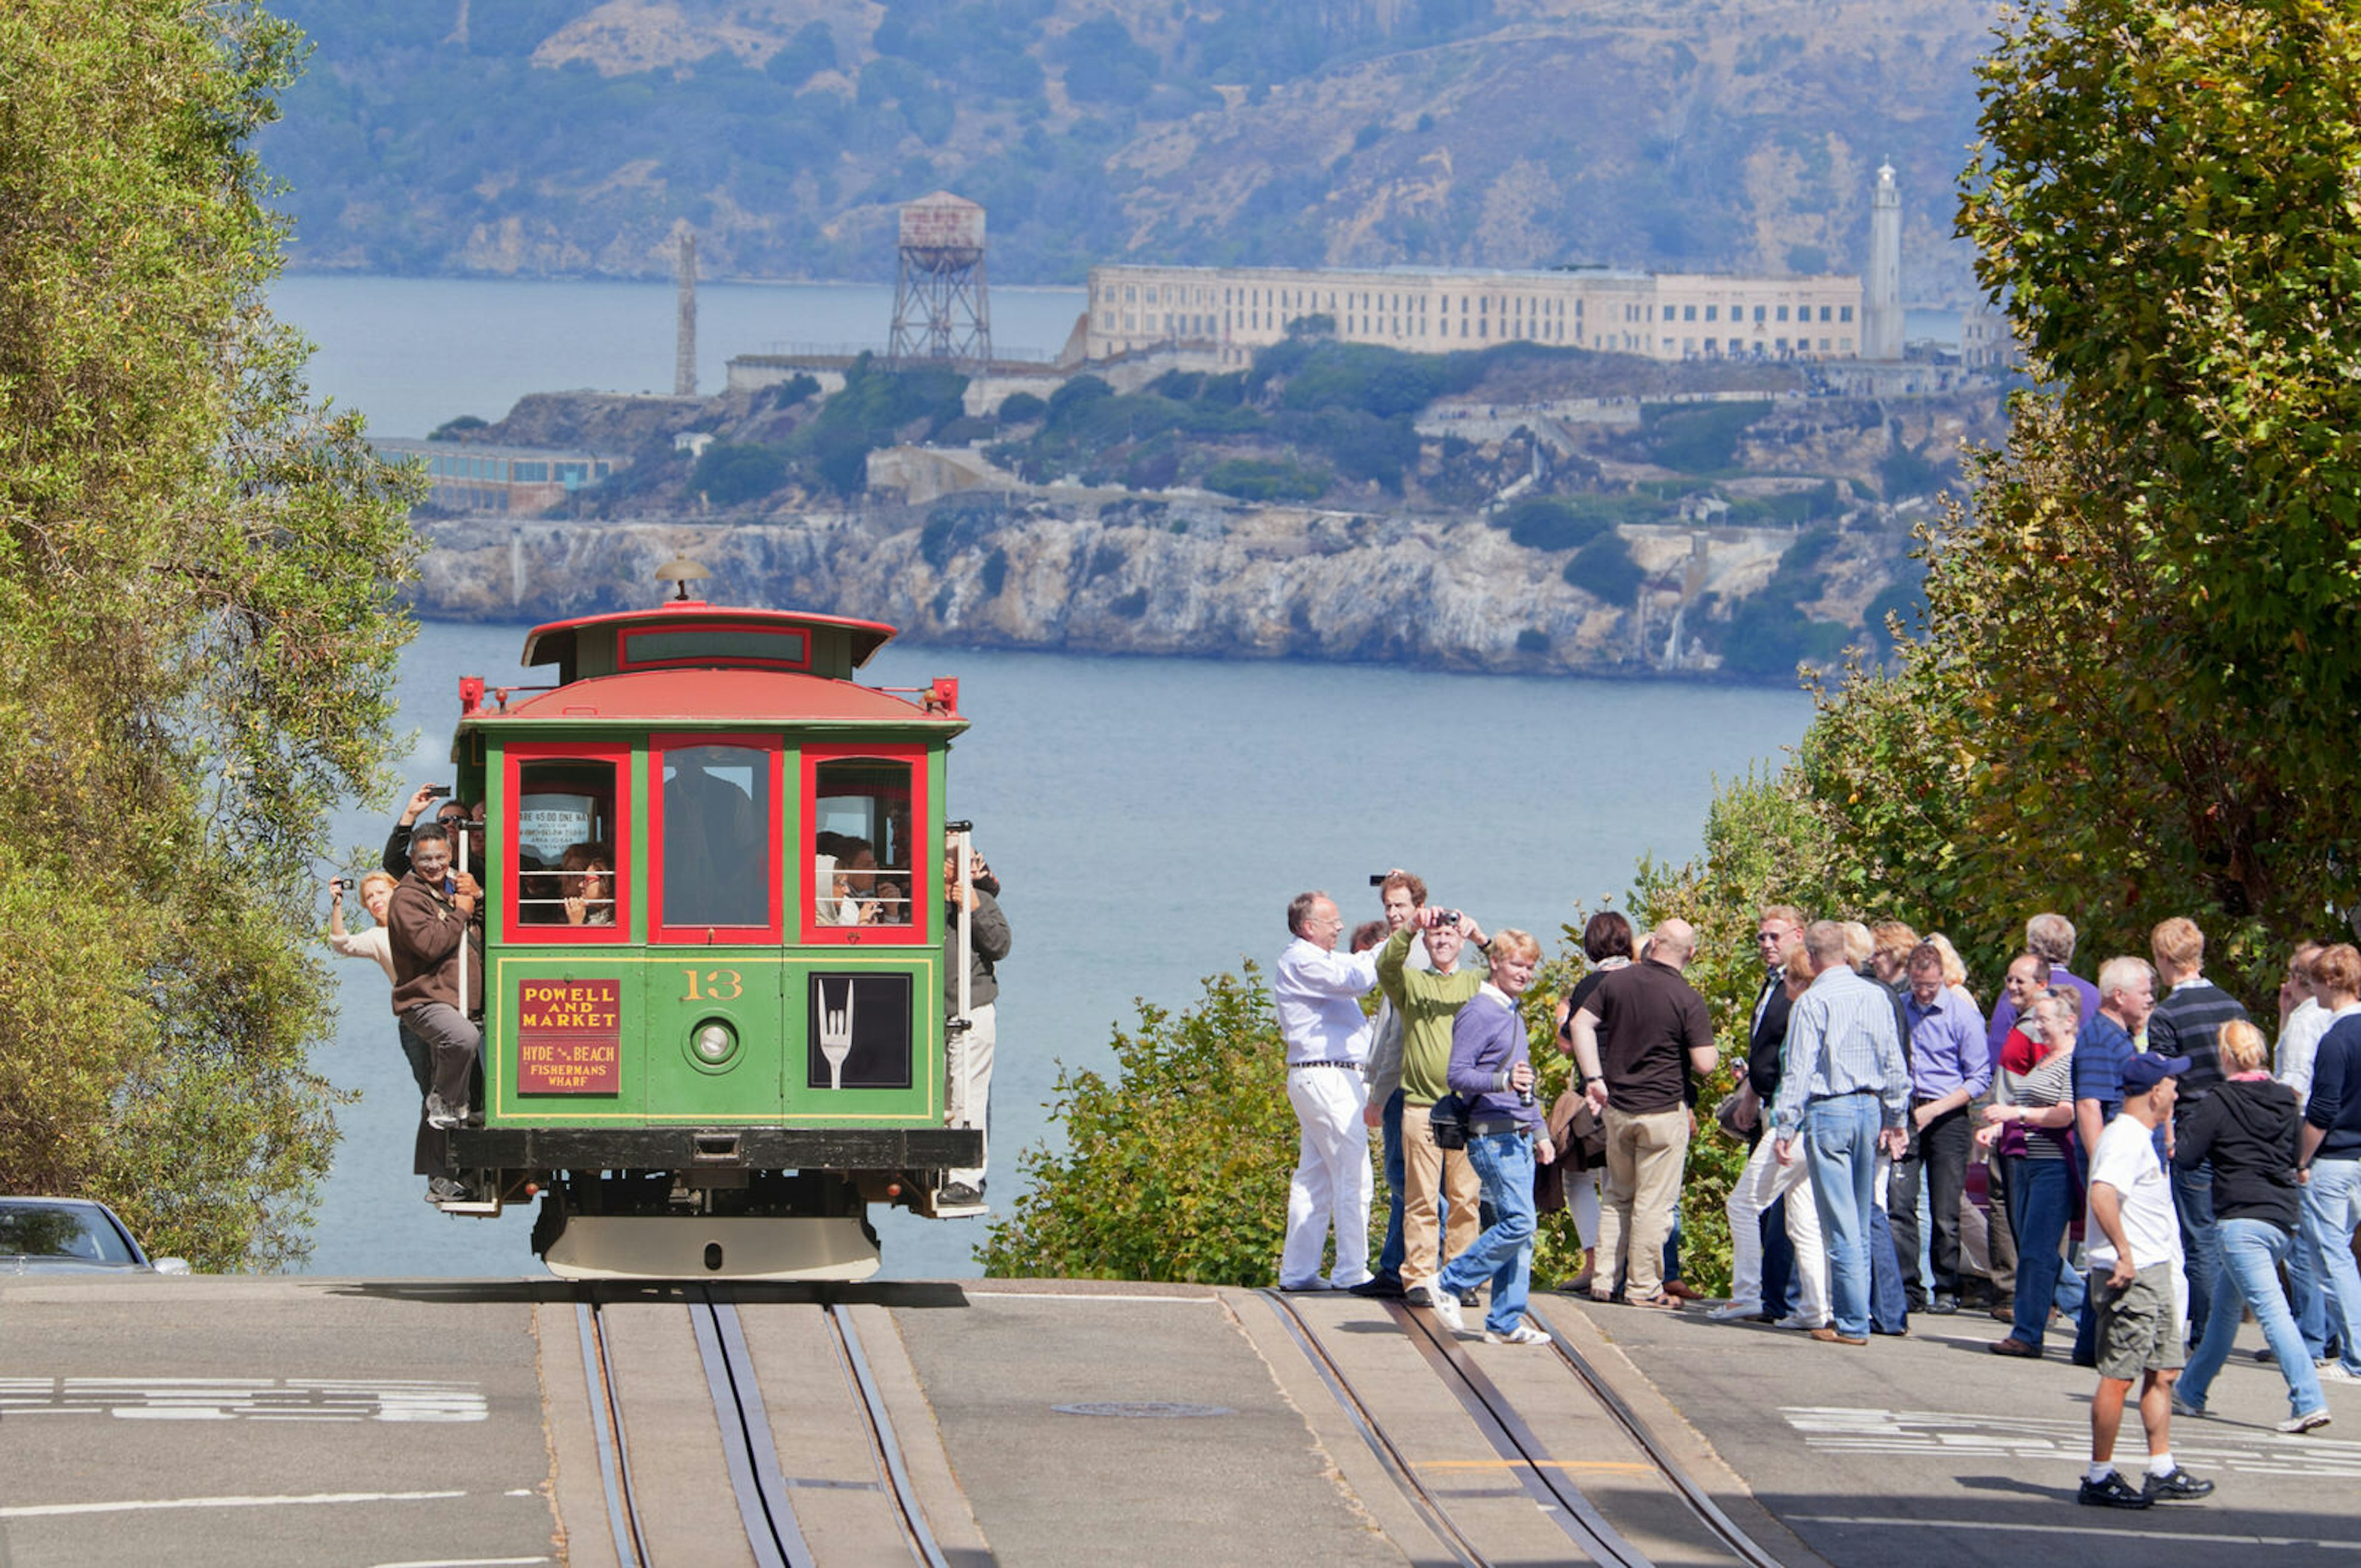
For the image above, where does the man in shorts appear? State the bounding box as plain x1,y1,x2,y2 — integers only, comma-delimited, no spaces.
2079,1053,2213,1509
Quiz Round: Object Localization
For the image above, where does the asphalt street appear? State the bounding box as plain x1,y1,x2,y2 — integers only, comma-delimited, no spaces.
10,1272,2361,1566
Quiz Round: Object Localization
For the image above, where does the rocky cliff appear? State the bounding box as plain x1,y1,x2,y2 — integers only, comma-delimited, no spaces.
414,496,1905,680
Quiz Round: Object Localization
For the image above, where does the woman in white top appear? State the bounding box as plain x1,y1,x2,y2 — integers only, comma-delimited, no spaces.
327,870,400,983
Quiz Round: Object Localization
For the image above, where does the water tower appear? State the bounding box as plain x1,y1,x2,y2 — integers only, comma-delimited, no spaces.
888,191,992,370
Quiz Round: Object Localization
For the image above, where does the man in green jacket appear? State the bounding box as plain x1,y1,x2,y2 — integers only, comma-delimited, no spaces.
1382,906,1490,1308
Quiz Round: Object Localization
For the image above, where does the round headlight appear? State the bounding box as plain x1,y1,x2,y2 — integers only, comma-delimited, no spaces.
693,1022,736,1064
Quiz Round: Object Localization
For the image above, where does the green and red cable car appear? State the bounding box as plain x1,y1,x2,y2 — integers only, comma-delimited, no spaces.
437,575,983,1280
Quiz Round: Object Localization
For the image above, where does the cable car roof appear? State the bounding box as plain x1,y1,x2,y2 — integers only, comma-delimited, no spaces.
520,602,900,683
483,668,965,731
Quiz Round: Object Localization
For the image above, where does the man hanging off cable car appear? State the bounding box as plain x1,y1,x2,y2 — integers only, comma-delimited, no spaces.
388,822,484,1205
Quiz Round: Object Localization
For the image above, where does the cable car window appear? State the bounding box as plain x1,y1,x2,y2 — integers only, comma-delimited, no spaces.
661,743,772,928
620,626,809,671
515,758,619,928
811,758,914,929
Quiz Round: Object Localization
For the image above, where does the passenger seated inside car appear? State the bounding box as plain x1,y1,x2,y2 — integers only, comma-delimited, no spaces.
558,842,615,926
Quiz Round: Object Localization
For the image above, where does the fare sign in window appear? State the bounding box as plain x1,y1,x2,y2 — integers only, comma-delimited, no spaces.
517,979,622,1094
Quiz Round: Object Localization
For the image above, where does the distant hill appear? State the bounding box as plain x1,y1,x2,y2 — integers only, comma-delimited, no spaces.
263,0,1998,304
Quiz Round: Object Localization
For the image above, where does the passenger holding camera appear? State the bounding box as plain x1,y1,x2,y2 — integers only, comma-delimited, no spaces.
1426,929,1556,1344
382,782,467,878
327,871,401,983
1377,903,1490,1310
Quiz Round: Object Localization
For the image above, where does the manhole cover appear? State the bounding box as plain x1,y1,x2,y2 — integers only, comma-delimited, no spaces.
1051,1401,1234,1419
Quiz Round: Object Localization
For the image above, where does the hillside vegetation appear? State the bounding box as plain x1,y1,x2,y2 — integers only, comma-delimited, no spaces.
263,0,1996,301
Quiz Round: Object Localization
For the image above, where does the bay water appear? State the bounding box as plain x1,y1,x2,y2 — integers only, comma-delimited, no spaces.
274,275,1814,1280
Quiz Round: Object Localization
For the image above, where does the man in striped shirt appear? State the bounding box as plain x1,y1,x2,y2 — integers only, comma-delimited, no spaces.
1773,921,1911,1345
2149,916,2250,1344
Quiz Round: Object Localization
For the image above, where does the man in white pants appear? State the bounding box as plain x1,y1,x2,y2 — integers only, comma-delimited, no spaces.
940,848,1011,1207
1717,908,1831,1328
1275,890,1380,1291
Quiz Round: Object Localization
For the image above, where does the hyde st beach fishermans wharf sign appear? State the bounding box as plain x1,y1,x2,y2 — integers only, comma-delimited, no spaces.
516,979,622,1093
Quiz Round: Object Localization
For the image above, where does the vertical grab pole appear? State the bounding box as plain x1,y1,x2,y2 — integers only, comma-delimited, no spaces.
947,824,974,1192
457,814,470,1016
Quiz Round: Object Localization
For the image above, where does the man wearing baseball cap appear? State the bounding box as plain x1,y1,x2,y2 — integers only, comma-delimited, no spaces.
2079,1052,2214,1508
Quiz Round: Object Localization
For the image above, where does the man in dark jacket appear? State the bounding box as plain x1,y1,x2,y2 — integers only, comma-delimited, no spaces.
1715,905,1810,1322
942,846,1011,1207
387,823,484,1203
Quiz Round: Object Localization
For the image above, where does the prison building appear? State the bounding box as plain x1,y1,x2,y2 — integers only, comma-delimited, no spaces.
1084,263,1864,367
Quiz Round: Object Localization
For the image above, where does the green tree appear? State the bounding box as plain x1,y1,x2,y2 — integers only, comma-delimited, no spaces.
1653,0,2361,1011
1822,0,2361,994
0,1,422,1269
979,966,1302,1283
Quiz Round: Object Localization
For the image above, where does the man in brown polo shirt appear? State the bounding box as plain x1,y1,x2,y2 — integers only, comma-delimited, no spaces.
1571,918,1718,1308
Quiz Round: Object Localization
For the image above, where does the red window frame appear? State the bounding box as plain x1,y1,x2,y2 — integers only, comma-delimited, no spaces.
503,741,633,945
618,620,812,674
799,743,929,948
646,733,786,944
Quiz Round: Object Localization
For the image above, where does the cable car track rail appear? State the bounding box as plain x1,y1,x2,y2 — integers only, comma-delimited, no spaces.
1262,1288,1788,1567
579,1288,949,1567
1525,1304,1787,1568
576,1296,652,1568
1258,1288,1489,1568
1380,1296,1651,1567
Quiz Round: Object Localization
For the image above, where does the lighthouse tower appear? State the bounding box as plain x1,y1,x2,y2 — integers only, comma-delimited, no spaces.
1864,160,1904,361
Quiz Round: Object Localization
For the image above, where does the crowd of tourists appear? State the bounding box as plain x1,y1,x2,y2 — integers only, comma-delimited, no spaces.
1276,877,2361,1511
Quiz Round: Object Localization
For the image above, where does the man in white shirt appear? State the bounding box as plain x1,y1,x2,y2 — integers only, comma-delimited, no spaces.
1275,890,1380,1291
2079,1053,2213,1510
2278,942,2330,1107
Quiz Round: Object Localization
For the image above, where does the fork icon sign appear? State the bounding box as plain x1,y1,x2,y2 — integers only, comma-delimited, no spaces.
818,980,856,1091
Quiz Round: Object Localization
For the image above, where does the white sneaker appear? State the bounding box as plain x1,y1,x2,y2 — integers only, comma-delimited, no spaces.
1428,1288,1468,1334
2280,1408,2333,1435
1484,1321,1552,1346
2321,1363,2361,1384
1708,1301,1763,1322
1774,1312,1825,1331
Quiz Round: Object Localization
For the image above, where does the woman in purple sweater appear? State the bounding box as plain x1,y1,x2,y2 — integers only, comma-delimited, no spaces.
1428,927,1557,1344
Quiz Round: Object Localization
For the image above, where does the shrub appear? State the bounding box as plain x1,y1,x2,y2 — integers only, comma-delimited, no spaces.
1276,341,1445,420
786,353,968,496
1501,503,1615,557
1046,374,1113,422
690,443,788,506
1109,586,1150,618
428,414,488,441
981,546,1009,597
1633,400,1770,473
1202,457,1329,502
1564,532,1645,602
977,967,1304,1283
768,372,821,408
1516,627,1550,654
997,390,1048,423
933,415,999,445
1878,440,1951,498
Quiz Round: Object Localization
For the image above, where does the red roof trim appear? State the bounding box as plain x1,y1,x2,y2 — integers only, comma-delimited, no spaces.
497,669,957,727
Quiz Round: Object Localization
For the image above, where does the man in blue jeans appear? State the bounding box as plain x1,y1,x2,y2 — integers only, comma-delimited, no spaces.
2300,942,2361,1386
1772,921,1910,1345
1430,928,1556,1344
